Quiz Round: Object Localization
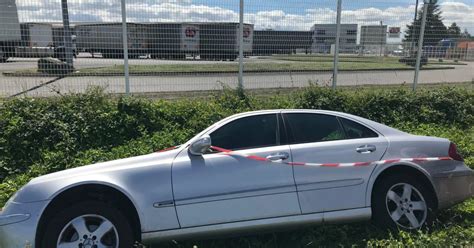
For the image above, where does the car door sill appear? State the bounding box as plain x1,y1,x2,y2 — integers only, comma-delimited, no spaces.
142,207,371,243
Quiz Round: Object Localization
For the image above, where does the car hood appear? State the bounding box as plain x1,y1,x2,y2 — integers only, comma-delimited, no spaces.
14,148,182,203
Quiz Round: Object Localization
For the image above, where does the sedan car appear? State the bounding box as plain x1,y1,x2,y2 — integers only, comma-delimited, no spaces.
1,110,473,248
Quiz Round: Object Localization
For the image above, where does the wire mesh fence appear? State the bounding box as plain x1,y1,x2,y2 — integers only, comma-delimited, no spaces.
0,0,473,97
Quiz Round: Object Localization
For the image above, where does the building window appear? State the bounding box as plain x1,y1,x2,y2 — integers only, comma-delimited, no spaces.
315,37,325,43
346,30,357,35
316,30,326,35
346,38,356,44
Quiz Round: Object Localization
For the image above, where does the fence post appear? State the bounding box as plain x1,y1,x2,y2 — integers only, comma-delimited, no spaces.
238,0,244,90
413,1,429,91
332,0,342,89
121,0,130,95
61,0,73,67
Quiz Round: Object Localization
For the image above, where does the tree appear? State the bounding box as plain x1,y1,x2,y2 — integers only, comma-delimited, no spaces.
461,28,471,38
404,0,448,47
447,23,461,39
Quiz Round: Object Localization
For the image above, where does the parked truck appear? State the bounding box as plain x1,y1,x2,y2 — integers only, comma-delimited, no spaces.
52,24,78,58
16,23,55,57
200,23,254,61
75,23,148,58
146,22,253,61
147,23,198,60
0,0,21,62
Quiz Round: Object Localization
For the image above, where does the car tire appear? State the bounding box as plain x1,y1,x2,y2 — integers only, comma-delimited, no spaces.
372,174,436,230
40,201,136,248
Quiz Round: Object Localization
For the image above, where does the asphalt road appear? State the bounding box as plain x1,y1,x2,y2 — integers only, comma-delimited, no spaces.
1,56,473,97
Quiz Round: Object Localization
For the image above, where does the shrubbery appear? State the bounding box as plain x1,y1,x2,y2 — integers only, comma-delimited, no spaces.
0,85,473,247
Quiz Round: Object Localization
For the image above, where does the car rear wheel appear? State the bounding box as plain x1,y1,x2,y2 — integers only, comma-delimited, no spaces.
40,201,135,248
372,174,436,230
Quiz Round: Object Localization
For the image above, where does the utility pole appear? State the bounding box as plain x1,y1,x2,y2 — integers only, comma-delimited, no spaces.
61,0,73,68
121,0,130,94
411,0,419,55
332,0,342,90
379,20,384,57
413,0,431,91
238,0,244,90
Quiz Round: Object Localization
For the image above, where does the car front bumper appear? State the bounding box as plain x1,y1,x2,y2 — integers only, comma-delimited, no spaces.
0,200,49,248
431,167,474,209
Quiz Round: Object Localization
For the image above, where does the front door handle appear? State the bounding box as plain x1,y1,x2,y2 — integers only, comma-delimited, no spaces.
356,145,376,154
266,152,290,161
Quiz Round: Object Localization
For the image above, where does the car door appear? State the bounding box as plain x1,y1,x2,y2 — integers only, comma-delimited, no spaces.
172,113,300,228
282,111,388,214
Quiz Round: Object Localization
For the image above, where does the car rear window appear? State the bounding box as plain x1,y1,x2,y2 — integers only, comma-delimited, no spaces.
210,114,278,150
339,117,379,139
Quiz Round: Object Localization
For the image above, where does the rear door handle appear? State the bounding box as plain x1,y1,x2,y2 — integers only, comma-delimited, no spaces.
266,152,290,161
356,145,376,154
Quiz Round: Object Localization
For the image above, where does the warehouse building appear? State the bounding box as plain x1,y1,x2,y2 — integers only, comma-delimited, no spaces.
252,30,312,55
360,25,387,54
311,24,357,54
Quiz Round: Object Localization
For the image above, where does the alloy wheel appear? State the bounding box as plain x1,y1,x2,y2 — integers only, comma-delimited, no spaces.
385,183,428,229
57,214,119,248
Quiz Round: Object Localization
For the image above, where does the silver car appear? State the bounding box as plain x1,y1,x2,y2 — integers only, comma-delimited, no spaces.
1,110,473,248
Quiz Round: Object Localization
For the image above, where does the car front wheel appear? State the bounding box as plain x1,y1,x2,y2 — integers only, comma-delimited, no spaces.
41,201,135,248
372,174,436,230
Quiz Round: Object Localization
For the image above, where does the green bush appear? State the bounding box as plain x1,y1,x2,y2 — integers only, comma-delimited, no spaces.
0,85,473,247
1,86,472,181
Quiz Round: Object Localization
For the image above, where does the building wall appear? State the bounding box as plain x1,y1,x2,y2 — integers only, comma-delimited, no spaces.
253,30,312,55
360,25,387,46
311,24,357,54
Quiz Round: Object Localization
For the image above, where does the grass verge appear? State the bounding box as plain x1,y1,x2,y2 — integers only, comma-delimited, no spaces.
2,61,454,77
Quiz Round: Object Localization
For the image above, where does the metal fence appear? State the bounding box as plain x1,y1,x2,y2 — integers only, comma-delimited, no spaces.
0,0,473,97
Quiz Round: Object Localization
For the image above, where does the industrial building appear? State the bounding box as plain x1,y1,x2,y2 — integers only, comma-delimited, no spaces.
311,24,358,54
360,25,387,54
252,30,312,55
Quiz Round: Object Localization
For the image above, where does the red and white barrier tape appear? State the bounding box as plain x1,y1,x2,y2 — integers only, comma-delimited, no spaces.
157,145,452,167
210,146,453,168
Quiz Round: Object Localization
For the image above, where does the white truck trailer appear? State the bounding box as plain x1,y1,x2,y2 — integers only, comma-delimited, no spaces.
16,23,55,57
75,23,148,58
0,0,21,62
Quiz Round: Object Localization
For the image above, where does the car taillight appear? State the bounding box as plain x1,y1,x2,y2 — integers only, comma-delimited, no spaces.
449,142,464,161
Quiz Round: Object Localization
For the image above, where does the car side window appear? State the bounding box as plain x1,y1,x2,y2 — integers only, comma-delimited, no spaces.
210,114,278,150
284,113,345,144
339,117,379,139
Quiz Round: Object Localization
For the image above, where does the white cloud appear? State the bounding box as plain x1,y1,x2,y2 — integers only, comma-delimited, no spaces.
439,1,474,31
15,0,474,35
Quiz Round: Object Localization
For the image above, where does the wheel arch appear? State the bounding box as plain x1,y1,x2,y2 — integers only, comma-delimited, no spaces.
366,163,438,210
35,183,142,247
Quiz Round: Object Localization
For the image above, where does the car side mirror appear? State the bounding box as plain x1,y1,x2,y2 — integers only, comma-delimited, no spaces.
189,135,211,156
